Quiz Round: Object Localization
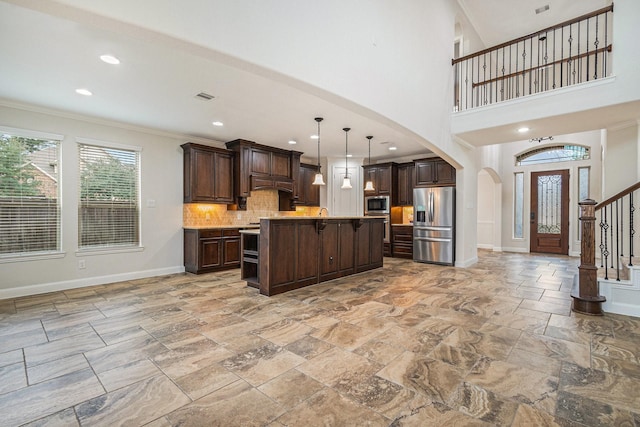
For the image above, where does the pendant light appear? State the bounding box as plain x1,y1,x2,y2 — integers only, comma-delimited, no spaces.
341,127,352,189
312,117,326,186
364,135,375,192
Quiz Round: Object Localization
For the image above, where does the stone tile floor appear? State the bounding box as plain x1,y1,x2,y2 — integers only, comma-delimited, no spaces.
1,250,640,426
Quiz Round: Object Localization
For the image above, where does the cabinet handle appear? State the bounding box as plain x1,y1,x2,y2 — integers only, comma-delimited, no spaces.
329,256,333,264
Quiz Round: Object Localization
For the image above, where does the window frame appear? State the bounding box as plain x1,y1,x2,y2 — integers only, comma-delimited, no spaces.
0,126,64,261
76,137,142,254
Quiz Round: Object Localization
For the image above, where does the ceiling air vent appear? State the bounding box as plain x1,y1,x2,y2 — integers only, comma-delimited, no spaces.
195,92,215,101
535,5,550,14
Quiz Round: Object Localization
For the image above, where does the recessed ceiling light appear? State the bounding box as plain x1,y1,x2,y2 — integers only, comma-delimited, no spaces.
388,146,397,151
212,121,223,127
518,127,530,133
310,134,319,140
346,154,353,158
288,140,297,145
100,54,120,65
75,88,92,96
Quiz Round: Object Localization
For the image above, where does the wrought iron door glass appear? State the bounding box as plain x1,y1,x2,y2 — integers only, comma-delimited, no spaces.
537,174,562,234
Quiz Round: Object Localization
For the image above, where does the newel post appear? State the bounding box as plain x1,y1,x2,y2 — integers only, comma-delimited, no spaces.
571,199,606,315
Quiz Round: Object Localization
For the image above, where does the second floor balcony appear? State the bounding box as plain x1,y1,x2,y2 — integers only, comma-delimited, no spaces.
452,5,614,113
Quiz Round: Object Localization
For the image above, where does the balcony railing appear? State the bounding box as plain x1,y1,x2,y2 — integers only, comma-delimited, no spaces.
452,5,614,112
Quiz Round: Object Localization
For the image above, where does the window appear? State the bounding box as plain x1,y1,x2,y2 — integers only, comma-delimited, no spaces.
78,140,140,250
514,172,524,239
516,145,590,166
0,127,62,257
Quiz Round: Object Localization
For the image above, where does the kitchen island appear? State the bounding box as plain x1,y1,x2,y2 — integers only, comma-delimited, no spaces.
240,216,384,296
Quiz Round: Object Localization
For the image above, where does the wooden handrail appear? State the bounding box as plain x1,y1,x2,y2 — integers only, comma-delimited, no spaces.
471,45,612,88
595,181,640,211
452,4,614,65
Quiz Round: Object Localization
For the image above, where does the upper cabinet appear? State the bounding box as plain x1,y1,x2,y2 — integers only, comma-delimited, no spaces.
181,143,234,204
414,157,456,187
225,139,302,210
362,163,398,203
397,162,415,206
297,163,320,207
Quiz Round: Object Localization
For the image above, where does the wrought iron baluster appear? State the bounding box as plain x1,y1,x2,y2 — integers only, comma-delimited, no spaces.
586,16,590,81
602,206,609,279
593,15,600,80
631,192,635,266
610,204,615,269
615,200,620,280
599,208,605,268
604,10,608,78
621,197,624,258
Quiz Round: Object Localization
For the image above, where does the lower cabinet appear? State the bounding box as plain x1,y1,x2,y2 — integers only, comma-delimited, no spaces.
392,225,413,258
320,220,356,282
184,228,241,274
257,217,384,296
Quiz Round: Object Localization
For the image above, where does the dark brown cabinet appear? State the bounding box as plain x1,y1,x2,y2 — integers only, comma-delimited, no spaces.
356,220,384,271
397,162,415,206
181,143,234,204
392,225,413,259
184,228,241,274
226,139,301,210
320,220,356,282
296,163,320,206
256,217,384,296
362,163,398,201
415,158,456,187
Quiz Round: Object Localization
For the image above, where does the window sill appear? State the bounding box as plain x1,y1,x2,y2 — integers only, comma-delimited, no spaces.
75,246,145,257
0,251,66,264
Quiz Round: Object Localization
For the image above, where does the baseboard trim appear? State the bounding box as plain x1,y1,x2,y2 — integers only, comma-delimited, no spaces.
476,244,493,249
456,256,478,268
501,247,529,253
0,266,186,300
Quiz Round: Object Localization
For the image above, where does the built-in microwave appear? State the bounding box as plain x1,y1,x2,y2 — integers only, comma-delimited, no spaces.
365,195,390,214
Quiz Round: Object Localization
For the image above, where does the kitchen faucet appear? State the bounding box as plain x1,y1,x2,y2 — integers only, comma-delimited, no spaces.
318,207,328,217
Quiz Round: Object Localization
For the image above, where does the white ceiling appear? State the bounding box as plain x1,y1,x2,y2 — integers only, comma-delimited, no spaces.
0,0,621,162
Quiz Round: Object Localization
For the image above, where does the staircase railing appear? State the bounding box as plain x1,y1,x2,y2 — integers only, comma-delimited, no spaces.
452,5,614,112
573,182,640,315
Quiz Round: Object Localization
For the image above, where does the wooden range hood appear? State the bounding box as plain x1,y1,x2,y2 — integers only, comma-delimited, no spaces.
225,139,302,210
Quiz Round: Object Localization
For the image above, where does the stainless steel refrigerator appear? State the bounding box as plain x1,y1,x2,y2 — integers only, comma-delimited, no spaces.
413,187,455,265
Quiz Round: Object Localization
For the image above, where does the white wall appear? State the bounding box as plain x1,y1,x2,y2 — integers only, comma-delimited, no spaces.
0,103,189,298
477,170,495,249
604,122,639,197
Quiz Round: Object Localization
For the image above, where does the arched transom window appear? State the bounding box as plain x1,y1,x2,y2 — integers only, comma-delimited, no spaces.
516,144,590,166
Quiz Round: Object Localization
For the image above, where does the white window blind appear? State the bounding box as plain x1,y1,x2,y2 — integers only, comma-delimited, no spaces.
78,141,140,250
0,130,61,256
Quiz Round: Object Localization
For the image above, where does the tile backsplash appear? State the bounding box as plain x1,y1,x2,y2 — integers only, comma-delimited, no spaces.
183,188,319,227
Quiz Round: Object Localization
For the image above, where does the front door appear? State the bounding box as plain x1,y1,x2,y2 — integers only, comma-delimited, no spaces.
530,170,569,254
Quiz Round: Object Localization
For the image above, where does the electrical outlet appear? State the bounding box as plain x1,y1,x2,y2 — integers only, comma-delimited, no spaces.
205,212,211,220
78,259,86,269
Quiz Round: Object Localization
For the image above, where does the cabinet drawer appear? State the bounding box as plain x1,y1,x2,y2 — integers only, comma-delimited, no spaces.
393,244,413,254
199,229,222,238
223,229,240,237
393,234,413,243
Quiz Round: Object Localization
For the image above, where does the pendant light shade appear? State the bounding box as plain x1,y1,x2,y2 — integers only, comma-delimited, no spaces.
341,127,352,189
312,117,325,186
364,135,375,192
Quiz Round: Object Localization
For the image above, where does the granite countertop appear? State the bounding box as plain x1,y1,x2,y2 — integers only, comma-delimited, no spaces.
259,216,381,220
239,229,260,235
392,223,414,226
183,224,260,230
